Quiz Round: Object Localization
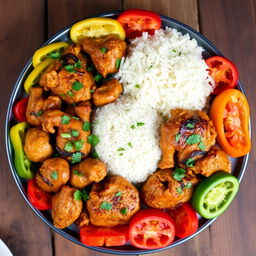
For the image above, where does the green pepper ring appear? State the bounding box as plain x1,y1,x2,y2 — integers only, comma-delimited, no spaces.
192,171,239,219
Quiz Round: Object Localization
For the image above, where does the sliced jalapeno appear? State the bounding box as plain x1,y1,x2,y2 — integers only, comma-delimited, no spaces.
192,172,239,219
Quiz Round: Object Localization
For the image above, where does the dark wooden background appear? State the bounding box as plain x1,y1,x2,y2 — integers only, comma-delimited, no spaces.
0,0,255,255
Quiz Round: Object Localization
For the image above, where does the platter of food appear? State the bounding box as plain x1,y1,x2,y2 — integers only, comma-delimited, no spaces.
5,9,251,254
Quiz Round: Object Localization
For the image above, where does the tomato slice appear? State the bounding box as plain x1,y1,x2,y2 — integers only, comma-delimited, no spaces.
27,179,52,210
129,209,175,249
206,56,238,95
117,9,161,39
13,97,28,122
210,89,251,157
80,224,129,247
192,172,239,219
168,203,198,239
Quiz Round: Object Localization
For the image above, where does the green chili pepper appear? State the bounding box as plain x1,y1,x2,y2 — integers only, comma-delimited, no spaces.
10,122,34,179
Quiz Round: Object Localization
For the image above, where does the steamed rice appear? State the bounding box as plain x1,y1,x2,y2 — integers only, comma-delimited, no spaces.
93,28,213,183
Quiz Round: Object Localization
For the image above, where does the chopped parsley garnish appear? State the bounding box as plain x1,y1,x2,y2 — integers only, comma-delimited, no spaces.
47,51,61,59
71,152,82,164
149,64,153,69
64,141,74,152
172,49,177,53
137,122,145,126
100,47,107,53
87,66,95,72
135,84,140,88
128,142,132,148
178,52,182,56
115,191,122,197
186,134,202,145
51,171,58,180
82,121,91,131
94,74,102,83
175,134,181,142
36,110,44,117
72,116,79,120
74,60,82,68
91,149,99,159
71,129,79,137
74,190,82,200
67,91,74,97
90,89,95,93
100,201,112,211
117,147,125,151
176,187,183,194
186,123,195,129
82,190,90,201
73,139,84,151
120,208,128,215
131,124,135,129
184,182,192,189
87,134,99,146
173,168,186,181
65,64,75,73
72,81,83,91
115,58,121,68
185,158,195,167
199,141,206,151
73,170,83,176
61,133,71,138
61,115,70,124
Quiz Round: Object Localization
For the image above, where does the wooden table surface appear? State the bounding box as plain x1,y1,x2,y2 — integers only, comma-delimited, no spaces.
0,0,255,255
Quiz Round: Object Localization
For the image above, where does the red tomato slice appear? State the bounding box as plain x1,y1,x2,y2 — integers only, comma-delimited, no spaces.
206,56,238,95
13,97,29,122
80,224,129,247
168,203,198,239
117,9,161,39
129,209,175,249
27,179,52,210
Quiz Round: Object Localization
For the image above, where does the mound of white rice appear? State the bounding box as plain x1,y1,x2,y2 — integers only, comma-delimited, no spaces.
93,28,213,183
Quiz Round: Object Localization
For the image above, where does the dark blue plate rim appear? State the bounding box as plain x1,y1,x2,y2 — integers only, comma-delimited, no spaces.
5,10,249,255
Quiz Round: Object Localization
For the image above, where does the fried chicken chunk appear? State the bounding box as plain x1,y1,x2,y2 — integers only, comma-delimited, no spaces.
75,207,90,227
159,109,217,169
26,87,62,126
191,146,231,177
87,175,140,227
39,45,94,104
141,169,199,209
70,158,107,189
52,185,82,229
24,127,53,162
36,157,70,192
82,35,127,78
41,108,91,160
93,79,123,106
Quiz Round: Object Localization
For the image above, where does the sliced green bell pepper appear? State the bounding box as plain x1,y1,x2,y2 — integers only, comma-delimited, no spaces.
10,122,34,179
192,172,239,219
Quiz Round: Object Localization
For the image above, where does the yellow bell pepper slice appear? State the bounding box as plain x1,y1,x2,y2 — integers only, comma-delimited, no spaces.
24,58,53,93
70,17,125,43
32,42,69,68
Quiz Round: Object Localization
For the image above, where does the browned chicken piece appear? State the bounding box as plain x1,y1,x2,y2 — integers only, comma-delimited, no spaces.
36,157,70,192
39,45,95,104
87,175,140,227
75,207,90,227
52,185,83,229
70,158,107,189
74,101,91,122
41,109,91,160
26,87,62,126
159,109,217,169
191,146,231,177
24,127,53,162
93,79,123,106
82,35,127,78
141,169,199,209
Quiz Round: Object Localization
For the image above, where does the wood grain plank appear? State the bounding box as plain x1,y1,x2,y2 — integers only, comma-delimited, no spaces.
0,0,53,255
47,2,126,255
199,0,256,255
124,0,199,31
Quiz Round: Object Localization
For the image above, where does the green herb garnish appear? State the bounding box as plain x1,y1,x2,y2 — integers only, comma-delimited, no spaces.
131,124,135,129
172,49,176,53
82,121,91,131
67,91,74,97
90,89,95,93
175,134,181,142
74,190,82,200
185,158,195,167
73,170,83,176
74,60,82,68
73,139,84,151
72,81,83,91
128,142,132,148
115,191,122,197
120,208,128,215
94,74,102,83
65,65,75,73
149,64,153,69
72,116,79,120
71,152,82,164
64,141,74,152
81,190,90,201
47,51,61,59
186,123,195,129
173,168,186,181
186,134,202,145
100,47,107,53
51,171,58,180
92,149,99,159
71,129,79,137
87,134,99,146
100,201,112,211
61,133,71,138
176,187,183,194
184,182,192,189
36,110,44,117
115,58,121,68
199,141,206,151
135,84,140,88
87,66,95,71
137,122,145,126
117,147,125,151
61,115,70,124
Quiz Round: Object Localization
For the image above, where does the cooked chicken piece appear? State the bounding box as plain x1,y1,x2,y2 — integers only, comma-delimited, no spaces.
26,87,62,126
52,185,83,229
70,158,107,189
75,207,90,227
141,169,199,209
36,157,70,192
93,79,123,106
24,127,53,162
39,45,94,104
41,109,91,160
74,101,91,122
82,35,127,78
159,109,217,169
191,146,231,177
87,175,140,227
